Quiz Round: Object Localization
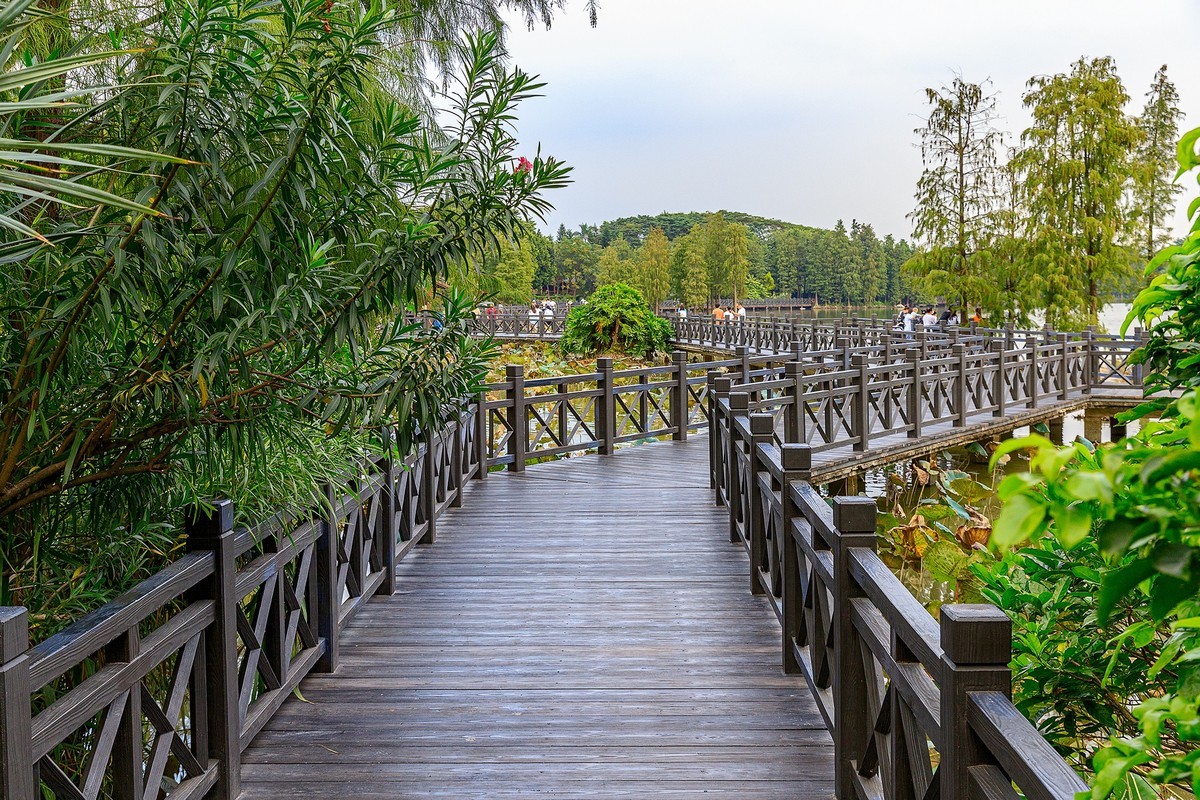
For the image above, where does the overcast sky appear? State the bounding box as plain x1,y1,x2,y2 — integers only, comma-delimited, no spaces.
500,1,1200,241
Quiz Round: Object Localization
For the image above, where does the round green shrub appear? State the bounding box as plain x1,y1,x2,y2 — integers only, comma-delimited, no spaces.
558,283,673,358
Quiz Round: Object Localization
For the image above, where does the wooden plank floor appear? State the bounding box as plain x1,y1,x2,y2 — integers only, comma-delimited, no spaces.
239,438,834,799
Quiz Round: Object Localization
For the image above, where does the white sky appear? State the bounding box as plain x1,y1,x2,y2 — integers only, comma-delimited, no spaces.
501,1,1200,241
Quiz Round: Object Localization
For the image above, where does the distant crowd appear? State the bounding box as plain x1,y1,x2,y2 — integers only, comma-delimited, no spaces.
892,305,984,334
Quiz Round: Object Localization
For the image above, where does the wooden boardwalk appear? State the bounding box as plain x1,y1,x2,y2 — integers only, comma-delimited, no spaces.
239,438,834,799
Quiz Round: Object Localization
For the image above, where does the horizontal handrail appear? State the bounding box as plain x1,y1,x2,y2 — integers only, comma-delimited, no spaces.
0,405,484,800
713,382,1090,800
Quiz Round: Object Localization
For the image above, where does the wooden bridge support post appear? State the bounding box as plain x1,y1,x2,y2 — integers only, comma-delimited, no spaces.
830,497,878,800
185,499,242,798
836,337,851,370
1110,417,1128,442
851,354,870,452
748,413,774,595
939,605,1013,800
991,341,1007,418
506,364,527,472
906,348,922,440
1057,333,1070,400
736,345,750,384
953,344,968,427
597,357,616,455
727,392,750,544
671,351,689,441
0,608,34,800
779,444,811,674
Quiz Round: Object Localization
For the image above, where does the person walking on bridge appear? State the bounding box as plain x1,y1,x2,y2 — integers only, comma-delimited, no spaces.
713,305,725,322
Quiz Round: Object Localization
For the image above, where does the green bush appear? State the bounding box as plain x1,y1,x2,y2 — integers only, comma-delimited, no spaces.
983,127,1200,797
558,283,673,358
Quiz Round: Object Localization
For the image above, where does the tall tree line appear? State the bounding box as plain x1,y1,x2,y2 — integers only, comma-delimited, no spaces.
907,60,1184,328
486,211,915,307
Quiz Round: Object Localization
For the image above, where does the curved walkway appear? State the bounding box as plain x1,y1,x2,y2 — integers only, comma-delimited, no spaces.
239,437,833,799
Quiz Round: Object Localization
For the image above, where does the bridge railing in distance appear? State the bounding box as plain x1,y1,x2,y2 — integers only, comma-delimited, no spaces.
712,392,1089,800
477,348,800,469
671,316,1146,389
0,404,482,800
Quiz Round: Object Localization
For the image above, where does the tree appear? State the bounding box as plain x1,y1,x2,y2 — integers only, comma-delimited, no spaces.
636,227,672,311
0,3,571,615
1133,65,1185,263
554,234,600,295
905,76,1004,321
596,236,637,288
491,236,537,303
1015,56,1141,326
982,155,1039,325
672,230,711,311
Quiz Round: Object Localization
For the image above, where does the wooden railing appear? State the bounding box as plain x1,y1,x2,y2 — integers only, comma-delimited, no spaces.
0,405,481,800
712,390,1089,800
671,315,1146,389
0,327,1143,799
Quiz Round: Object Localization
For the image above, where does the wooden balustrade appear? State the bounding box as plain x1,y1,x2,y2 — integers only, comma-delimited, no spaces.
0,324,1145,799
0,405,482,799
713,393,1090,800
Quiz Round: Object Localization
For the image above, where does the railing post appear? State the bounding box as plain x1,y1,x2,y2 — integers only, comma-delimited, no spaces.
1057,333,1070,400
597,357,616,455
0,608,33,800
1026,337,1039,409
185,499,241,798
851,353,870,452
748,413,774,595
736,345,750,384
779,445,810,674
315,485,340,673
506,364,527,472
727,391,750,544
421,427,438,544
378,427,398,595
671,351,689,441
1133,327,1149,387
906,348,922,439
953,343,968,427
830,497,878,800
939,605,1013,800
991,340,1007,418
709,372,731,496
784,360,805,444
836,337,850,370
474,393,488,480
1081,330,1095,395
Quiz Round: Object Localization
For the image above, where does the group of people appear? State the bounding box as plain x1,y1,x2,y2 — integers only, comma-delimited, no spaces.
894,304,984,333
697,303,745,322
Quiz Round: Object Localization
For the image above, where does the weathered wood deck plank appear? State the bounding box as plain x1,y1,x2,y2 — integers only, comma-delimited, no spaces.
238,438,834,799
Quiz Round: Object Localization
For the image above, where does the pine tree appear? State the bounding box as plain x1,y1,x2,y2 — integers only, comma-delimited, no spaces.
636,227,672,311
905,76,1004,319
1015,56,1140,326
1133,65,1184,263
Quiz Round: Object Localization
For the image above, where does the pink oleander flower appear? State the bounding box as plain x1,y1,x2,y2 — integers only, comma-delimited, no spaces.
515,156,533,175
